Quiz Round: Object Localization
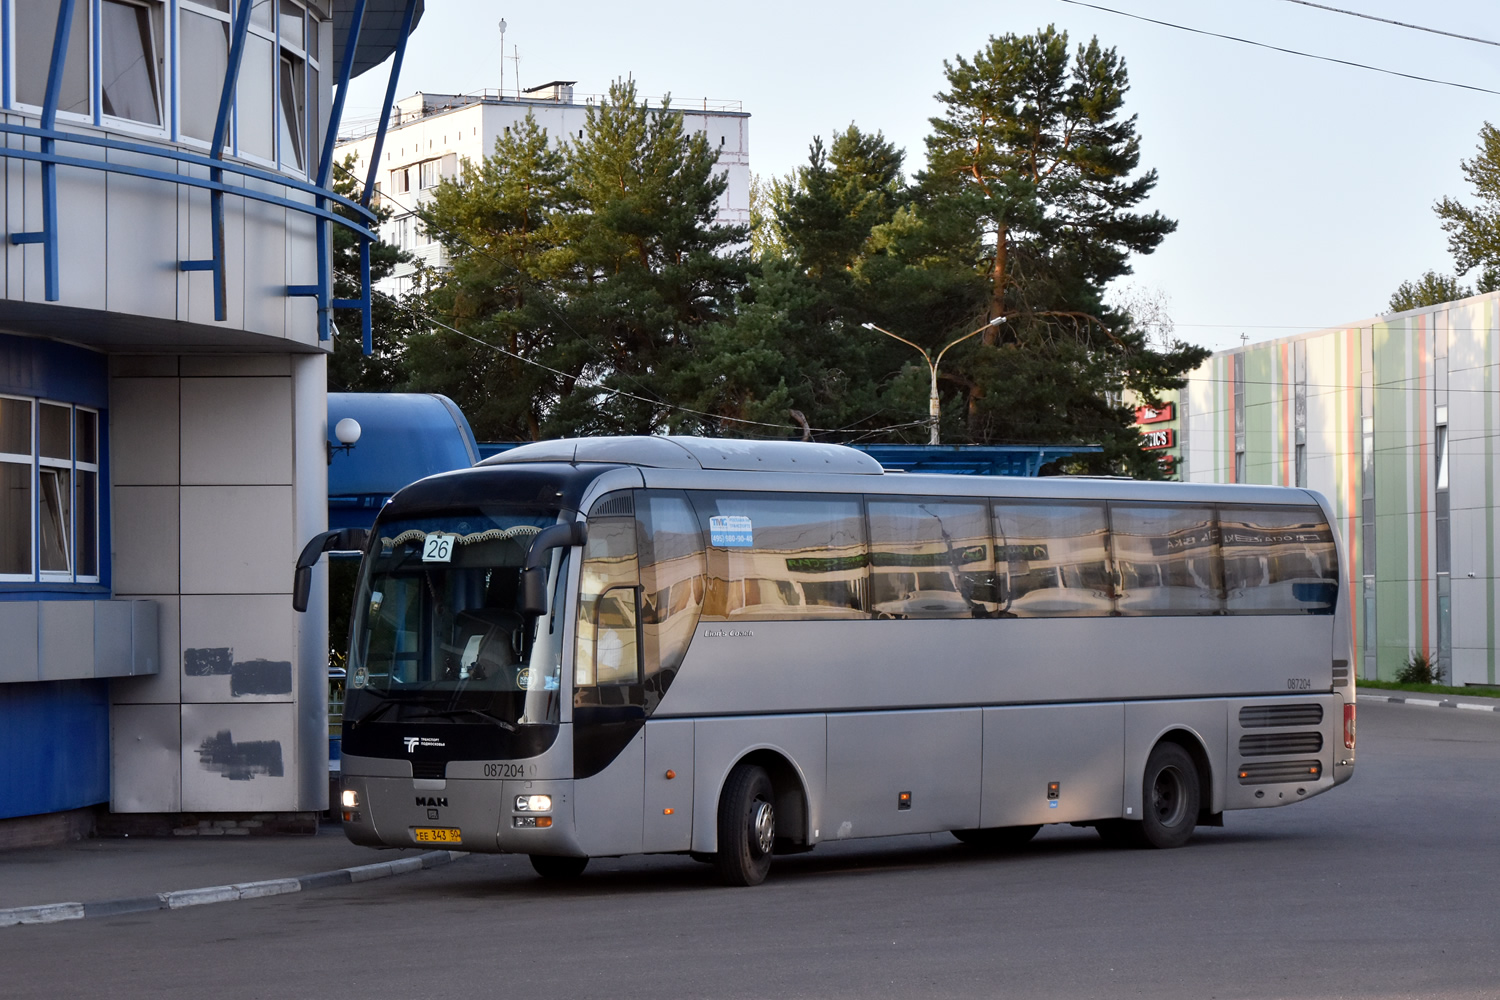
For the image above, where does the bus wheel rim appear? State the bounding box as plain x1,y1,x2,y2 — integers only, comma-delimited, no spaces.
1153,766,1185,826
752,800,774,855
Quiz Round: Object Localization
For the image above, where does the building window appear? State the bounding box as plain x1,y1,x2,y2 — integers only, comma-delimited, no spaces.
276,0,319,174
16,0,92,117
0,396,99,583
419,158,441,189
179,2,231,143
100,0,165,126
391,167,411,194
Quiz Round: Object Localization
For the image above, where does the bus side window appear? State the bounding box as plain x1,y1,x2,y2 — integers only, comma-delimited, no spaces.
993,501,1113,617
591,585,641,685
692,492,869,621
1221,506,1337,614
868,498,995,619
1110,505,1223,616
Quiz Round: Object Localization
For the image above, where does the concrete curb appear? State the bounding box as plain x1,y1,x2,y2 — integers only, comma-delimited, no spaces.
1357,692,1500,713
0,850,466,928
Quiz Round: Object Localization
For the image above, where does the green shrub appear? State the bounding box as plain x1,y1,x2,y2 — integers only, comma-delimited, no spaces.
1396,651,1437,684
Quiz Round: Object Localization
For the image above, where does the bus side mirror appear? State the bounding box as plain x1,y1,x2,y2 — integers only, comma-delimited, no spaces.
520,520,588,616
292,527,370,613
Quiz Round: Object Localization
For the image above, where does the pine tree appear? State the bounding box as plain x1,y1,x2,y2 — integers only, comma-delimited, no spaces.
559,79,751,435
410,113,575,440
327,154,421,392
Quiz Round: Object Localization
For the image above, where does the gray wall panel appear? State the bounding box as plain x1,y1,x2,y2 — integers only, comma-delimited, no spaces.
180,376,293,486
38,600,94,681
93,599,135,677
112,486,179,595
0,602,39,682
180,593,295,703
109,377,180,485
181,702,297,811
104,147,178,320
179,485,293,594
112,594,180,703
292,354,329,808
51,140,107,310
111,703,181,813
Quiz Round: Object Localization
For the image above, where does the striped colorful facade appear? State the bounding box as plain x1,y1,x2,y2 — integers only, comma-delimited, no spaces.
1179,292,1500,685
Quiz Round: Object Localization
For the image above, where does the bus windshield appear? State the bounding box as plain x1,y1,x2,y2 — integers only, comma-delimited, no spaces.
344,510,569,729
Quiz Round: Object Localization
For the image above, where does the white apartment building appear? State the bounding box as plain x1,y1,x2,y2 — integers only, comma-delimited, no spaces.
337,83,751,295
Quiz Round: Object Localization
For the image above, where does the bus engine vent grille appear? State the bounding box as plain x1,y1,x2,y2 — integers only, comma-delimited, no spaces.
411,760,446,780
1239,704,1323,728
1332,660,1350,686
1237,760,1321,784
1239,731,1323,757
590,494,635,517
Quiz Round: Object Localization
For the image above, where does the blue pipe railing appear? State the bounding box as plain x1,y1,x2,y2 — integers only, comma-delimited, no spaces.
0,1,415,357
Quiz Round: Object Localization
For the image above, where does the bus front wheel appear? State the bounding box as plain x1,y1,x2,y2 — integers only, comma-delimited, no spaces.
1139,742,1200,849
529,854,588,880
715,763,775,887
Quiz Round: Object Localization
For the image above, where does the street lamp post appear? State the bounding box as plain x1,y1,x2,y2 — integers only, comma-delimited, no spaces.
862,317,1005,445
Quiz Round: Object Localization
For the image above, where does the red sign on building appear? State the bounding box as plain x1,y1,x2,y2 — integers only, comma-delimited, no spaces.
1134,402,1175,425
1141,428,1175,450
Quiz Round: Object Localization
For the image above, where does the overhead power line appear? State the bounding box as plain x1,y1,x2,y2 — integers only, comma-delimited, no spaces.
1275,0,1500,49
1056,0,1500,98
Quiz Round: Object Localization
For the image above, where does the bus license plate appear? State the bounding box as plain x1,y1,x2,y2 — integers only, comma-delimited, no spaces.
412,827,462,844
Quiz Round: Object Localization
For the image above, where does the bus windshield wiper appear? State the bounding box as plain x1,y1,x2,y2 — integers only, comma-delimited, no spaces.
418,708,518,731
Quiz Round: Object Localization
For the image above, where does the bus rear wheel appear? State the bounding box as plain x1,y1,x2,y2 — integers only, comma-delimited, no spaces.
1139,742,1200,849
529,854,588,880
715,763,775,887
953,825,1040,850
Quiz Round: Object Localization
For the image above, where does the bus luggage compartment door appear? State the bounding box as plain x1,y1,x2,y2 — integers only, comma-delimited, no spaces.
643,719,694,852
824,709,981,839
981,703,1125,827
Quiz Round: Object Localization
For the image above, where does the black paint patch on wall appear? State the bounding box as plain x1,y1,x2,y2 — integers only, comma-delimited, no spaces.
196,730,284,781
231,659,293,696
183,647,233,676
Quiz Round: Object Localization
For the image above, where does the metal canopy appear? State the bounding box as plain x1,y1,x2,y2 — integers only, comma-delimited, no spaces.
334,0,427,78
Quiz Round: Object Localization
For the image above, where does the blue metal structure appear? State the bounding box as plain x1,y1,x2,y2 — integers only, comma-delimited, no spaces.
854,443,1103,477
327,393,480,530
4,0,423,353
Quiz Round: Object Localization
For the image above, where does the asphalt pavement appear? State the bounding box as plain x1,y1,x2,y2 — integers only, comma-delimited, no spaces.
1,689,1495,927
3,692,1500,1000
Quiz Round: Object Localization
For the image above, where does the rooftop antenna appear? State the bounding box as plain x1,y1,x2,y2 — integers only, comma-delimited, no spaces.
498,19,507,98
1240,332,1249,347
511,45,521,98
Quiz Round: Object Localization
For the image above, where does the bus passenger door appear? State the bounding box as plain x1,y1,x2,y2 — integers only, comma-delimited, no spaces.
572,505,647,857
643,719,693,852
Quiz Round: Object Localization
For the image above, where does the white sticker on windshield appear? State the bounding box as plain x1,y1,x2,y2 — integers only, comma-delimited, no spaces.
709,515,753,547
421,533,457,562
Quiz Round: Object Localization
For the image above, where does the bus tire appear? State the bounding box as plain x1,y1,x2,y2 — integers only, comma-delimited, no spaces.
529,854,588,880
952,825,1040,850
1139,742,1200,849
714,763,775,887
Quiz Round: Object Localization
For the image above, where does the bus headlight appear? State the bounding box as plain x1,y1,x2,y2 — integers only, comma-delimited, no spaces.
515,794,552,813
341,789,359,808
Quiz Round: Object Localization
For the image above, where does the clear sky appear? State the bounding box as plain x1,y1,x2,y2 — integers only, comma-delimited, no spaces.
345,0,1500,353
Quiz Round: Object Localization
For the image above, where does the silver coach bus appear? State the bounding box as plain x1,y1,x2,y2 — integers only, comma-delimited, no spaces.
294,437,1356,886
